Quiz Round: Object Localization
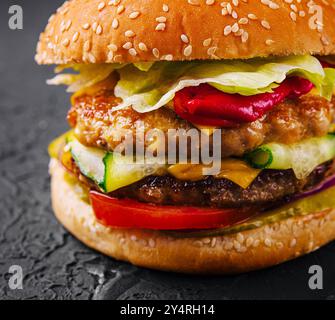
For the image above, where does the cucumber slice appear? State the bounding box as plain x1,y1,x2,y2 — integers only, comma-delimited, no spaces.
246,134,335,179
67,136,165,192
68,137,107,188
103,153,163,192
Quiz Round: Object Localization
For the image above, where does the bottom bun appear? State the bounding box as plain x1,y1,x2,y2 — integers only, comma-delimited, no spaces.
50,159,335,274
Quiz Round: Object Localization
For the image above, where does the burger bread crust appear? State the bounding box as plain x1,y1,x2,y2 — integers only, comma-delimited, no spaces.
36,0,335,65
51,159,335,274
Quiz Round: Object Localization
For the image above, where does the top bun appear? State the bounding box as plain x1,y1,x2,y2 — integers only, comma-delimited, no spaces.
36,0,335,65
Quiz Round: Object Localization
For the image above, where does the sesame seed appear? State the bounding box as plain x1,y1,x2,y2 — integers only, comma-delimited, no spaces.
138,42,148,51
129,48,137,56
231,22,239,33
108,43,118,51
98,1,106,11
161,54,173,61
129,11,141,19
88,53,96,63
261,20,271,29
233,240,241,250
65,20,72,31
237,233,244,243
207,46,217,56
117,5,125,14
239,17,248,24
246,237,254,247
188,0,200,5
112,18,119,29
290,238,297,247
203,38,212,46
108,0,120,5
276,241,284,249
224,25,232,36
163,4,169,12
107,51,114,61
156,23,166,31
82,23,90,30
92,22,98,32
211,237,217,247
290,11,297,21
225,242,234,250
125,30,135,37
156,16,167,22
152,48,160,58
264,238,272,247
202,238,211,244
149,239,156,248
206,0,215,5
83,40,91,52
181,34,189,43
253,239,260,247
247,13,257,20
62,38,70,47
221,8,228,15
72,32,79,42
122,42,132,49
183,45,193,57
113,54,122,62
96,24,103,35
266,39,275,45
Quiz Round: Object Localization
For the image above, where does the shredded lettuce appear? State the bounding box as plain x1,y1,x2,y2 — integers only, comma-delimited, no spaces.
114,55,335,112
47,55,335,113
47,64,122,92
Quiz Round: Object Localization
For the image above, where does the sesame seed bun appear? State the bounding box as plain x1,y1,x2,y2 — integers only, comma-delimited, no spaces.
36,0,335,65
50,159,335,274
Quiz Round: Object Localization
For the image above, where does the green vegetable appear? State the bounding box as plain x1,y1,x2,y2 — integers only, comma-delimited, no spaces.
67,136,165,192
68,135,106,188
47,55,335,114
165,185,335,238
114,55,335,113
246,134,335,179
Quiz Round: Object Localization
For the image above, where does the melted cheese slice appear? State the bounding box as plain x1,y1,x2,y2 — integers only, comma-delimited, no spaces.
168,159,261,189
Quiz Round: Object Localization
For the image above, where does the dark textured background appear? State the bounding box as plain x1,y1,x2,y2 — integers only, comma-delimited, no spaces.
1,0,335,300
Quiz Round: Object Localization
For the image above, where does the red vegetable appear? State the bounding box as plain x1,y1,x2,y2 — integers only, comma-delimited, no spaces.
174,77,314,127
320,60,335,68
90,191,256,230
290,173,335,202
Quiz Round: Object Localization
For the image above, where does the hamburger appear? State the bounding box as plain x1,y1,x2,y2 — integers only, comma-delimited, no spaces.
36,0,335,274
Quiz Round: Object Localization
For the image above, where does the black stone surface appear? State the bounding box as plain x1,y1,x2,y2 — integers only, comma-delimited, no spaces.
1,0,335,300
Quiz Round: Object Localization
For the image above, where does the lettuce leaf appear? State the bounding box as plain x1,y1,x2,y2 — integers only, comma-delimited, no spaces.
114,55,335,113
47,64,122,92
47,55,335,114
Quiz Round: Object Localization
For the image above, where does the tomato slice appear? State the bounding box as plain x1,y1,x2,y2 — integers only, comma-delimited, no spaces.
90,191,256,230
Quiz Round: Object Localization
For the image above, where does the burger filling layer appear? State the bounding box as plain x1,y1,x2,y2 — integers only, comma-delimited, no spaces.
49,54,335,233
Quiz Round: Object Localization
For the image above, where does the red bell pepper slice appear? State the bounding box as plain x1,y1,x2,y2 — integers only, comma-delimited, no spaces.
174,77,313,127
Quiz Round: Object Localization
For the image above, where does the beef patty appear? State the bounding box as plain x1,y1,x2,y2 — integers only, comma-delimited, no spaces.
65,154,334,208
110,161,334,208
68,90,335,158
